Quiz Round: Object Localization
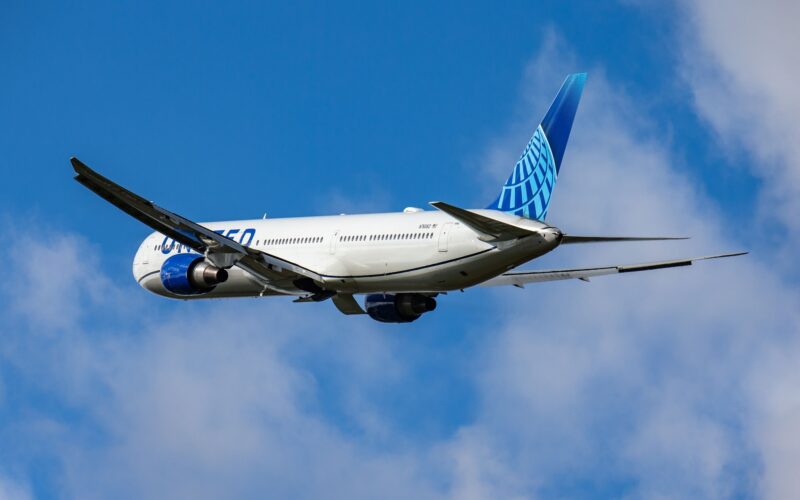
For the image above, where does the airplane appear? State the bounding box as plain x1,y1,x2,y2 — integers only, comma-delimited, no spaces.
72,73,745,323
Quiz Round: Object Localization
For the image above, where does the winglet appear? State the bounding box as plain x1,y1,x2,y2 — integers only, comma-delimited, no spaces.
71,156,95,179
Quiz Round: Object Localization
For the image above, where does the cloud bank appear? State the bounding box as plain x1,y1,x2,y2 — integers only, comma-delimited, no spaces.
679,0,800,264
2,27,799,500
463,32,800,499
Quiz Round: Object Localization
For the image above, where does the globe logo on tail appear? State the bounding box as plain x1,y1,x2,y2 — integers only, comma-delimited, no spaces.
490,125,557,220
487,73,586,221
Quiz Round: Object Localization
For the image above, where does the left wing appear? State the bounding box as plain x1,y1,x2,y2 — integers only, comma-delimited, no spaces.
480,252,746,287
71,157,322,294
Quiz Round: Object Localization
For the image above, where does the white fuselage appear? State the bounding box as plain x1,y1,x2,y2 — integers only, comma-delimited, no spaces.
133,209,562,298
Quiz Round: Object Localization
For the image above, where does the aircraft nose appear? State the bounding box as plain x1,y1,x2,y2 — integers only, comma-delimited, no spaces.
132,239,152,284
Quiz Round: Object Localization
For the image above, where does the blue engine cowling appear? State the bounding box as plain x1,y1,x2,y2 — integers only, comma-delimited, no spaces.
160,254,229,295
364,293,437,323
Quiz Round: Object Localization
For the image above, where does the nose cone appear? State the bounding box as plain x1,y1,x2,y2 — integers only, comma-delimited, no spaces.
132,237,165,294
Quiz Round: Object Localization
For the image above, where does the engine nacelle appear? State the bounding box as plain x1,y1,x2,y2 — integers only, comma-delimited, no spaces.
364,293,437,323
160,254,228,295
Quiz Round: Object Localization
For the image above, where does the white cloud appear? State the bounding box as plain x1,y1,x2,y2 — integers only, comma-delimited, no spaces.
2,27,800,500
456,33,800,499
0,476,31,500
678,0,800,261
0,223,446,500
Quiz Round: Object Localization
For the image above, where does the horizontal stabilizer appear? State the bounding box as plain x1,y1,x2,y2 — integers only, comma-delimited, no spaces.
481,252,747,287
561,235,688,244
430,201,534,241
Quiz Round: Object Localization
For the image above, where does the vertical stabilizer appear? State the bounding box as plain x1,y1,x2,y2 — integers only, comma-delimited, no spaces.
487,73,586,220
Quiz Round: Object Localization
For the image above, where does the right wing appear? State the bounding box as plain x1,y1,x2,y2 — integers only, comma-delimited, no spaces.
480,252,746,287
72,157,322,294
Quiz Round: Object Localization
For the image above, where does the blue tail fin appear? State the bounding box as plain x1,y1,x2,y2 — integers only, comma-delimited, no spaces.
487,73,586,220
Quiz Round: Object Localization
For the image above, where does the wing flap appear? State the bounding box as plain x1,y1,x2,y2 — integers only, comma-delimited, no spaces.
331,293,367,315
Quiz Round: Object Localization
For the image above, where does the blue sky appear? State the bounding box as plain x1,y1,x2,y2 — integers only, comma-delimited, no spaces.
1,1,799,499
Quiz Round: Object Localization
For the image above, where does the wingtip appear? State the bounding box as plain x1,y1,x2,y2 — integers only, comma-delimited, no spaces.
70,156,86,174
703,251,749,261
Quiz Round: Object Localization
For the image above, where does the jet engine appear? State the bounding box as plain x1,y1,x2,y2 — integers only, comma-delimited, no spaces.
160,254,228,295
364,293,437,323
